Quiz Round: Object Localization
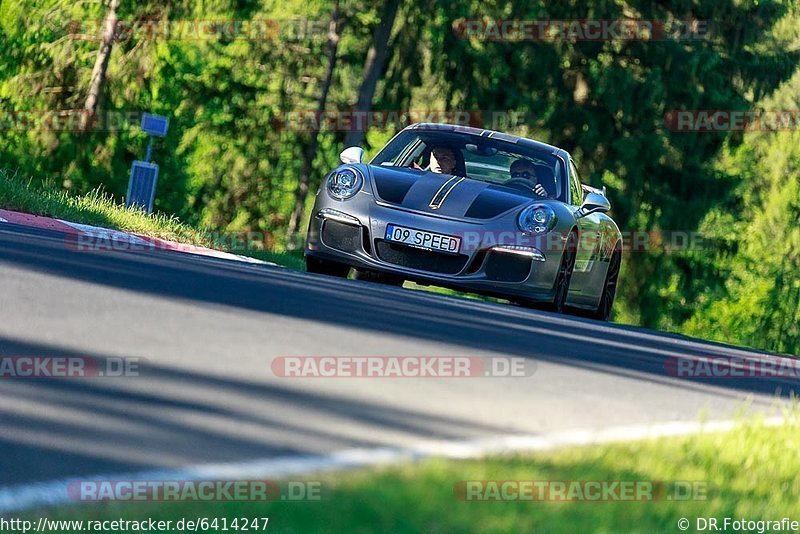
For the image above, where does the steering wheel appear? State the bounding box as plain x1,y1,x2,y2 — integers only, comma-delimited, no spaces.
506,178,538,193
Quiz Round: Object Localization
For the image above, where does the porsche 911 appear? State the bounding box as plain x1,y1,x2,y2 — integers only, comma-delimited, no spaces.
304,123,622,320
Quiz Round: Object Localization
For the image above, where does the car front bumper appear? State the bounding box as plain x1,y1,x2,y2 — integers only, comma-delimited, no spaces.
305,191,567,303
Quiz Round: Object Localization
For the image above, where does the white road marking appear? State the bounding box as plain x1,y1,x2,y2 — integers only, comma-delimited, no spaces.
56,220,153,246
56,219,270,265
0,415,785,512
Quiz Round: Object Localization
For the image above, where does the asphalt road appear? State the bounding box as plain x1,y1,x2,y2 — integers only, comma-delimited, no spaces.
0,223,796,487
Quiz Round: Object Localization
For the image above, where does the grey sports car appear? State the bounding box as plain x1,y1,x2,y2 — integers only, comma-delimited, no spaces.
304,123,622,320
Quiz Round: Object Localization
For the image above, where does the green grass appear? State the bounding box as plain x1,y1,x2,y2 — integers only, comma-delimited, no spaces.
0,170,308,267
249,249,306,270
0,170,208,244
19,412,800,533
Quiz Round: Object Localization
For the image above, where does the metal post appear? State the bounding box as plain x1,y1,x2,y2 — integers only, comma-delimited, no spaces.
145,138,154,163
127,113,169,213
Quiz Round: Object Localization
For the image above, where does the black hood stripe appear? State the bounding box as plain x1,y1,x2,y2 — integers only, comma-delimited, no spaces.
429,176,465,209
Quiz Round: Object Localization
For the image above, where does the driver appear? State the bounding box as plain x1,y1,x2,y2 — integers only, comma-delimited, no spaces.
509,159,553,198
429,147,457,175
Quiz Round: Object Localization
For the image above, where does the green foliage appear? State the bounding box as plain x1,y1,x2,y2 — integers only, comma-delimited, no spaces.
415,0,799,332
0,0,798,352
683,72,800,354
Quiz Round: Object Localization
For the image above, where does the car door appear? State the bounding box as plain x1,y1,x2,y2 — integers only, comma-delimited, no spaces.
567,158,603,304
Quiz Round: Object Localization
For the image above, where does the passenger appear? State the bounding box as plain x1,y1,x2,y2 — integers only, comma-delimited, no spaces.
428,147,457,175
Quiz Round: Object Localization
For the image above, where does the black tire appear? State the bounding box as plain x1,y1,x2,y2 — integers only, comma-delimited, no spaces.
354,269,404,286
305,255,351,278
548,230,578,313
591,244,621,321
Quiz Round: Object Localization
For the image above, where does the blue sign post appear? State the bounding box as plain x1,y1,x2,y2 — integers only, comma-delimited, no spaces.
126,113,169,213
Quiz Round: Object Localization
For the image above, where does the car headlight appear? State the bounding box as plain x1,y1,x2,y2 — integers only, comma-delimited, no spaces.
517,205,557,234
327,168,363,200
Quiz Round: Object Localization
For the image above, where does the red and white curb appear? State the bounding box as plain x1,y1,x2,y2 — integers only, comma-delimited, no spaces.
0,209,269,265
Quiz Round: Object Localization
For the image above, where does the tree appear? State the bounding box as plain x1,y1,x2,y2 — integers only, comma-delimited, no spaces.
342,0,401,149
2,0,798,354
80,0,120,132
684,69,800,354
286,0,342,240
413,0,798,329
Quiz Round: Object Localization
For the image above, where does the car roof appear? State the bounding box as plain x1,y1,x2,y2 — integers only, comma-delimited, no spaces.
404,122,568,157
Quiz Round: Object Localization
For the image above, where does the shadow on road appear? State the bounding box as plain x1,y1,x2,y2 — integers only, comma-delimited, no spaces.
0,225,796,396
0,225,797,485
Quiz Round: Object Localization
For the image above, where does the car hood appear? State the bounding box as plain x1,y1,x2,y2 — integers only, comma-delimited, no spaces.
367,165,536,220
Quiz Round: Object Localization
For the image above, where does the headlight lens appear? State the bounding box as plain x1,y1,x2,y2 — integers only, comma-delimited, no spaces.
327,168,363,200
517,205,557,234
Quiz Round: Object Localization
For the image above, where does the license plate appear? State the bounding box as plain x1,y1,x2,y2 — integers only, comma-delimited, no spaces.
385,224,461,254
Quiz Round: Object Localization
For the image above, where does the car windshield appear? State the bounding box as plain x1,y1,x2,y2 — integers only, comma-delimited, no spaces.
371,129,566,201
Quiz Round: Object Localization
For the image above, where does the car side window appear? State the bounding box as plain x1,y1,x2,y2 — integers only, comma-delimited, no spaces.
399,141,428,168
568,159,583,206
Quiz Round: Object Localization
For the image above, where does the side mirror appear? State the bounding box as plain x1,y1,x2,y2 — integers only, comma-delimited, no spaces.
340,147,364,164
579,192,611,216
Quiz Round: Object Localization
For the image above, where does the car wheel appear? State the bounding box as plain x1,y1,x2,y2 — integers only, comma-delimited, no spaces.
305,256,351,278
592,244,621,321
354,269,404,286
549,230,578,313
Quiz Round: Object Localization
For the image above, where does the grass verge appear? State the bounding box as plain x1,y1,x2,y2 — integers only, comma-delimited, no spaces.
19,412,800,533
0,171,208,245
0,171,308,267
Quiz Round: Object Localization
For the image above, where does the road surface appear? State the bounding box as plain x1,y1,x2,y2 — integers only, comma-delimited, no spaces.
0,222,795,488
